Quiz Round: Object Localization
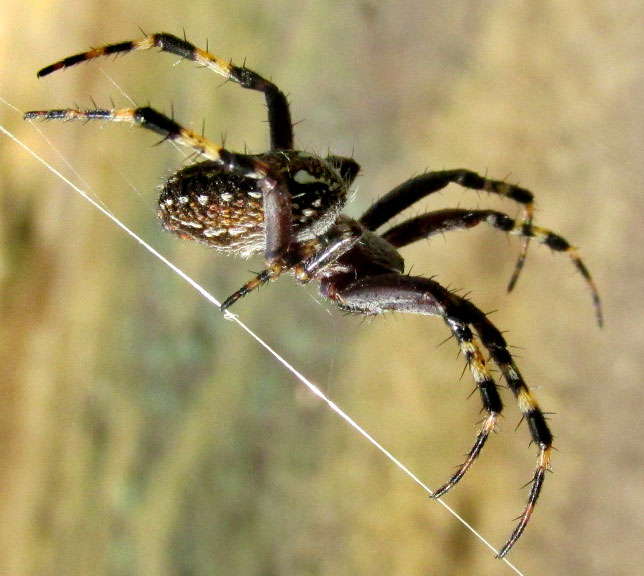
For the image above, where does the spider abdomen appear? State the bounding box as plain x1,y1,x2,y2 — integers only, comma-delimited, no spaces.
158,153,348,257
159,160,266,256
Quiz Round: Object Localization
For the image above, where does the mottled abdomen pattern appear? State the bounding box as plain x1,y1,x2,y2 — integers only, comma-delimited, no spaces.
158,153,347,257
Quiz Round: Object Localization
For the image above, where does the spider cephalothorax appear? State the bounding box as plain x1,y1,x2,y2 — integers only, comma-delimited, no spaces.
25,32,602,558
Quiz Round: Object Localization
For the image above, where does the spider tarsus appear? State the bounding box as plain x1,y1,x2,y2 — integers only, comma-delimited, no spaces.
506,253,526,292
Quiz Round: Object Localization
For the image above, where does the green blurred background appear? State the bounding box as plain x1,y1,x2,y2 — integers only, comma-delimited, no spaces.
1,1,642,574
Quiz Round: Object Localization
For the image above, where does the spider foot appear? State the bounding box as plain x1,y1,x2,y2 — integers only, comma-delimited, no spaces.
220,261,287,311
506,221,532,292
495,445,551,558
506,205,535,293
431,413,498,499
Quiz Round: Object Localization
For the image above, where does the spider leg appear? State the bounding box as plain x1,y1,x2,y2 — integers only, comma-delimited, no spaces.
359,170,535,291
455,295,553,558
35,32,293,150
25,106,227,161
328,273,552,558
381,208,602,326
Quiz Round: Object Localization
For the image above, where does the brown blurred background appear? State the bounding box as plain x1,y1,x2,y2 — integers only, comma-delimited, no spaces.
1,1,642,574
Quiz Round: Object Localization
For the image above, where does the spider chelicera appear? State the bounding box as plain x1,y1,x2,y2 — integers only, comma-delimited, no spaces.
25,32,602,558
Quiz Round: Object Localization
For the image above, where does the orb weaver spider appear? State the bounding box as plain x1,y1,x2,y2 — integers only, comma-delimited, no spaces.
25,32,602,557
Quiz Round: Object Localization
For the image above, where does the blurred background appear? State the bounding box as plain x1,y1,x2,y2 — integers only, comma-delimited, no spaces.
1,1,642,574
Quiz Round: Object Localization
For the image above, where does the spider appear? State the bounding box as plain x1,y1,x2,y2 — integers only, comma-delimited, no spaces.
25,32,602,558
